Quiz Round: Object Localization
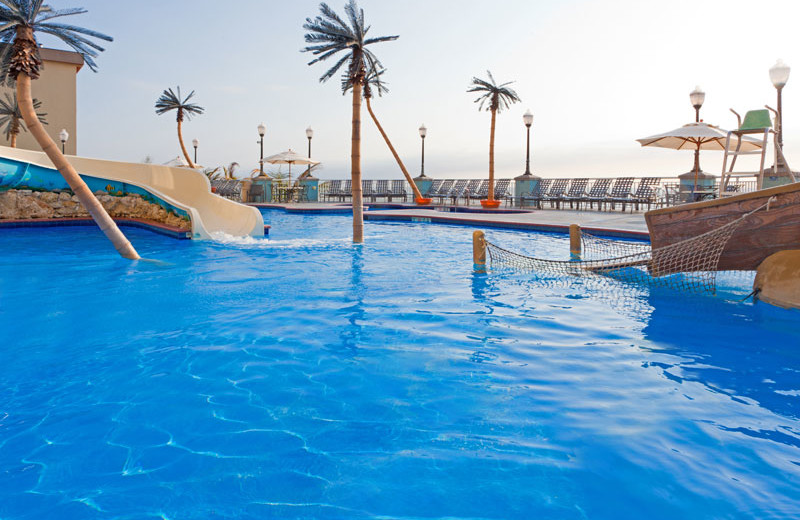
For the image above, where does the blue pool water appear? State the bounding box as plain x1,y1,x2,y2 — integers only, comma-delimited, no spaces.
1,210,799,519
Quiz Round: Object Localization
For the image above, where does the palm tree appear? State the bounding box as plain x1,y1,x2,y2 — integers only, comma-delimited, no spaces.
467,71,521,203
0,92,46,147
155,87,203,169
302,0,398,243
356,68,423,201
0,1,139,260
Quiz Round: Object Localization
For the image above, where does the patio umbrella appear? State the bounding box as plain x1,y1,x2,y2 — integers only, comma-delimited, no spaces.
263,149,319,184
636,122,763,192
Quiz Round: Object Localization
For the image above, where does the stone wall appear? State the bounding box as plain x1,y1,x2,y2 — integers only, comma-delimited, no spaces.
0,189,191,230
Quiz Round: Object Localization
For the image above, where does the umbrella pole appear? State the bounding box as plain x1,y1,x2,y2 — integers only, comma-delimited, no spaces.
693,142,701,195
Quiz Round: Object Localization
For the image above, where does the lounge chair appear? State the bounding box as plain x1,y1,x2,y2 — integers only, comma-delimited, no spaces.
423,179,443,198
323,180,341,201
492,179,512,205
520,178,552,209
432,179,455,203
542,178,569,208
388,180,407,202
631,177,661,211
469,180,489,204
606,177,635,211
461,179,482,204
561,178,589,209
362,179,376,202
583,178,612,210
374,180,390,201
448,179,468,205
341,179,352,202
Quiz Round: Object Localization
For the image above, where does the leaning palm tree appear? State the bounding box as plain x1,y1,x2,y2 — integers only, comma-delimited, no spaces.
354,68,423,202
302,0,398,243
0,1,139,259
156,87,205,168
467,71,521,204
155,87,203,169
0,92,46,147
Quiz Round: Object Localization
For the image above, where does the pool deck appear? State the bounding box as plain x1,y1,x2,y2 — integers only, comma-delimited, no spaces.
251,202,650,240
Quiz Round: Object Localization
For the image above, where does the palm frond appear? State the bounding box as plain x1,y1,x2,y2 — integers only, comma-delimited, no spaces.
467,70,521,113
302,0,397,91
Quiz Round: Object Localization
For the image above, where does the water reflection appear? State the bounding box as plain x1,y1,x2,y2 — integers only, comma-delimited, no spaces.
642,291,800,423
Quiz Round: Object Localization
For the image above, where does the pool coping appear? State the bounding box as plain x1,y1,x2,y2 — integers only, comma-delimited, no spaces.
254,203,650,241
0,217,273,239
0,217,194,239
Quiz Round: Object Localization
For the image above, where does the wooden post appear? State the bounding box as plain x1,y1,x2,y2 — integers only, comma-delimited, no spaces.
473,230,486,272
569,224,581,259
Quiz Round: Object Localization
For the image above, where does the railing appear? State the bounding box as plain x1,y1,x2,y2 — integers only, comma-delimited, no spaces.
239,175,769,209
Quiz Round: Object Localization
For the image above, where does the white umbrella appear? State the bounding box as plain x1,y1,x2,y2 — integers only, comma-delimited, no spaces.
637,122,763,191
263,149,319,183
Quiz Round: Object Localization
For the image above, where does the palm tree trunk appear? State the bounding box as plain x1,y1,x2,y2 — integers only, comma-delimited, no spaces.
488,107,496,201
365,96,423,200
10,132,17,148
17,73,140,260
351,78,364,243
177,119,196,168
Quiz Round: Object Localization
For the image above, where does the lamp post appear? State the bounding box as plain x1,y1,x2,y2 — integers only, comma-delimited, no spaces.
59,129,69,154
522,110,533,176
305,126,313,176
770,59,791,172
257,122,266,176
192,138,198,164
689,86,705,178
419,124,427,177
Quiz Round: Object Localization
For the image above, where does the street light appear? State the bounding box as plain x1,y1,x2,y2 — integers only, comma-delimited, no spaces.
689,86,705,177
192,138,199,164
418,124,427,177
770,59,791,171
522,110,534,176
257,122,266,176
59,128,69,154
305,126,314,177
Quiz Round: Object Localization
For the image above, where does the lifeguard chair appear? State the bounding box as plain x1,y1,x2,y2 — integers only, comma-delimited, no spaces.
720,108,796,195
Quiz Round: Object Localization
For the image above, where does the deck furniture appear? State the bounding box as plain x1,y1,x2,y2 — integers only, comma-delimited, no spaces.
423,179,443,198
432,179,455,203
606,177,635,211
562,178,589,209
583,178,612,210
340,179,352,202
448,179,468,205
631,177,661,211
388,180,407,202
542,178,569,208
374,179,390,200
461,179,482,204
492,179,512,205
362,179,376,202
469,180,490,203
520,178,552,208
323,180,341,201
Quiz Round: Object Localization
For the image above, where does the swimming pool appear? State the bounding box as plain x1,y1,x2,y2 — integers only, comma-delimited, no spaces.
1,209,799,519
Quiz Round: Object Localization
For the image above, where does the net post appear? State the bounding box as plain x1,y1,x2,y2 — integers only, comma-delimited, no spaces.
569,224,581,259
473,230,487,273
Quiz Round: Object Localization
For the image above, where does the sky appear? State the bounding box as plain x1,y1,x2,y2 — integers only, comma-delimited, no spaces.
39,0,800,180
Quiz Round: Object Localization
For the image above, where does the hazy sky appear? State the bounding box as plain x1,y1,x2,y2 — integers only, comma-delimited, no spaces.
43,0,800,179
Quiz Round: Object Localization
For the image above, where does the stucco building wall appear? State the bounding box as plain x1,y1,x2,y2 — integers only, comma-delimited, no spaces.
0,47,82,155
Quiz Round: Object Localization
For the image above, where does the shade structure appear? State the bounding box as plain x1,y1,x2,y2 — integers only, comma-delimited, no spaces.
637,122,763,192
263,149,319,182
636,122,763,151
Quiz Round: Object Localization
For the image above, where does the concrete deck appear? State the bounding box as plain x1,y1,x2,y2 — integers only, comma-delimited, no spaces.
250,202,650,240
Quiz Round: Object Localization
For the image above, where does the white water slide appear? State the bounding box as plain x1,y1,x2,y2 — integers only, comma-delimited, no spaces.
0,146,264,239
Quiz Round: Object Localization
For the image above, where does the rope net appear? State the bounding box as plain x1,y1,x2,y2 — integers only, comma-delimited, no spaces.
485,202,770,295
